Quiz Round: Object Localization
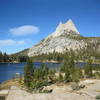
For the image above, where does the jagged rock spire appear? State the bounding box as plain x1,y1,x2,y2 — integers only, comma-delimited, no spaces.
48,19,80,38
65,19,73,24
65,19,80,34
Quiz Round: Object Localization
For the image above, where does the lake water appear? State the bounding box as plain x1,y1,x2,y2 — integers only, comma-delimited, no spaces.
0,62,100,83
0,62,61,83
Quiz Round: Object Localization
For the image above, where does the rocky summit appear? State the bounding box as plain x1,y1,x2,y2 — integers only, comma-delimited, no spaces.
27,19,100,57
46,19,80,38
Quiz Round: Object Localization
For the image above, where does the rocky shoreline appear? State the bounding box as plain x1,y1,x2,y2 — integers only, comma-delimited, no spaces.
1,79,100,100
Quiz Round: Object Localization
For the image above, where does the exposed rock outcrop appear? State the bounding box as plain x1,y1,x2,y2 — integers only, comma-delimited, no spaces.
28,19,86,57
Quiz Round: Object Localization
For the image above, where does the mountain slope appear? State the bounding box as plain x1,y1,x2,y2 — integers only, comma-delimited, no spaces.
28,19,99,57
11,48,29,57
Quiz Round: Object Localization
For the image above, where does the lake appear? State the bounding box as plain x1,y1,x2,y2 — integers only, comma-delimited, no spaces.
0,62,100,83
0,62,61,83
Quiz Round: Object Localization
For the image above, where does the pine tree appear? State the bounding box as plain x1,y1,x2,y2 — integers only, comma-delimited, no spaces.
61,55,72,82
0,51,3,62
3,52,9,62
84,58,93,78
60,51,80,83
24,59,34,88
72,67,80,83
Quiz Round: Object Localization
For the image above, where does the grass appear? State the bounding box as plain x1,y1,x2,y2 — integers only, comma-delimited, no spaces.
0,78,24,90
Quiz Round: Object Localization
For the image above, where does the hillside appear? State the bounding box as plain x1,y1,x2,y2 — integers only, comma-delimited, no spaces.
11,48,29,57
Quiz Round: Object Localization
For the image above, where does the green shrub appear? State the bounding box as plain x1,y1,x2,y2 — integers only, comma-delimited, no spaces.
95,95,100,100
40,89,53,93
58,73,64,82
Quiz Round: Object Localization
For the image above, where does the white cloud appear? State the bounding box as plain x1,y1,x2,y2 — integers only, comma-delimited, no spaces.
0,39,26,46
9,25,39,36
0,39,15,46
17,40,26,45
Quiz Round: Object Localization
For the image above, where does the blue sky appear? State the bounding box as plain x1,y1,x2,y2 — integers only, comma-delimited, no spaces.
0,0,100,54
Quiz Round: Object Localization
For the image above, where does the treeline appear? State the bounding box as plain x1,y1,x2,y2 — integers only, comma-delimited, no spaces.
10,55,29,62
30,49,80,62
0,51,29,63
31,51,65,62
30,47,100,63
0,52,10,62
